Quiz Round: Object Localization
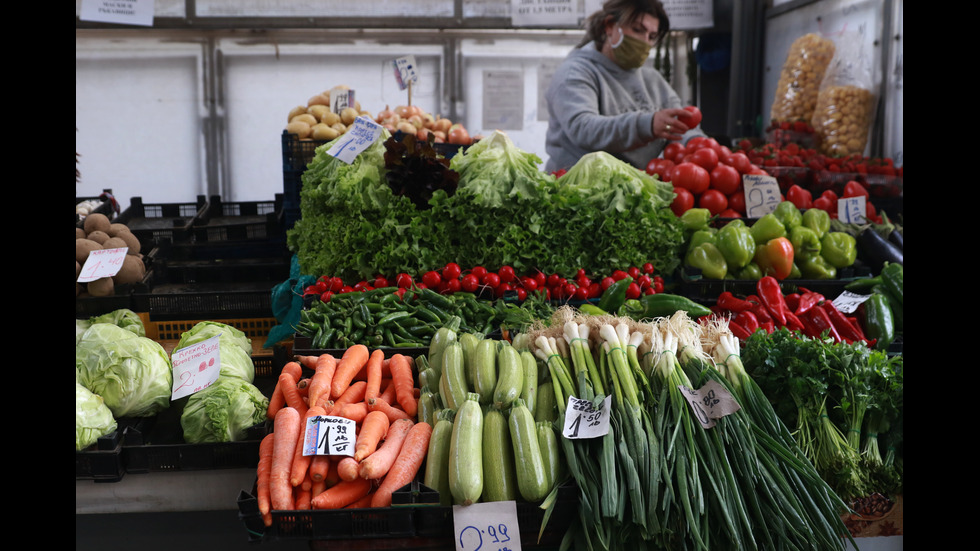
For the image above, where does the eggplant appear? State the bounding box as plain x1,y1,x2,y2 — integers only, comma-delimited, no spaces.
856,226,903,273
887,228,903,251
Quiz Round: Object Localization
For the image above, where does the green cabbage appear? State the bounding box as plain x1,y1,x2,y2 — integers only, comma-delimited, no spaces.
175,321,255,383
75,323,173,418
76,308,146,341
180,376,270,443
76,382,118,451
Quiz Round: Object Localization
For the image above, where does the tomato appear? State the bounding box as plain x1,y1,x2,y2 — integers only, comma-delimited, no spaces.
671,162,710,195
460,273,480,293
663,142,685,162
395,272,414,288
786,185,813,210
698,188,728,215
646,158,675,181
719,209,742,218
689,147,719,172
498,265,516,283
483,272,501,289
727,190,746,215
671,185,697,217
442,262,461,281
726,151,753,174
710,164,741,195
680,105,703,128
422,270,442,288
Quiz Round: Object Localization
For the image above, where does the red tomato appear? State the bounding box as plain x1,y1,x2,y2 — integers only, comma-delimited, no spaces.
422,270,442,288
671,186,695,216
727,190,746,215
726,152,753,174
719,209,742,218
710,164,741,195
698,189,728,215
663,142,685,162
671,162,711,195
646,158,675,181
689,147,719,172
442,262,461,281
680,105,703,127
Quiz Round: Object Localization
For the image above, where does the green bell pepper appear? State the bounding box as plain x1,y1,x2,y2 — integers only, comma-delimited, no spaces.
773,201,803,231
715,219,756,270
680,208,712,233
799,254,837,279
802,208,830,238
750,213,786,244
685,242,728,279
686,228,717,253
789,261,802,279
820,231,857,268
790,225,822,261
736,262,764,280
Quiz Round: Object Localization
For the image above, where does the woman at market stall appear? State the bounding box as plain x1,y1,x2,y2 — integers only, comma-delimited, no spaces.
544,0,706,173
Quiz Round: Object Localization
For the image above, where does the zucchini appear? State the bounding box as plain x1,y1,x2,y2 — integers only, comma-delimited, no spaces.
428,316,461,377
473,338,498,406
424,409,455,506
519,350,538,416
508,398,549,503
439,362,457,410
536,421,563,493
534,380,557,423
459,332,482,388
449,393,484,506
482,408,518,502
493,345,524,410
442,342,469,411
418,391,438,427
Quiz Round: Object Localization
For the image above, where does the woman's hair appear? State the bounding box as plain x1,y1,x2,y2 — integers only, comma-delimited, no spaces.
579,0,670,48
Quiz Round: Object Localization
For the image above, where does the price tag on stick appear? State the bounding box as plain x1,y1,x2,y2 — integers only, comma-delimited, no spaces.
453,501,522,551
392,55,419,91
562,395,611,439
837,196,868,224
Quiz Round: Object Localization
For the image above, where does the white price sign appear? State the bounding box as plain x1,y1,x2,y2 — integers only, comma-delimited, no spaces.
837,196,868,224
562,395,611,439
678,380,741,429
453,501,522,551
171,334,221,400
304,415,356,457
392,56,420,90
77,247,128,283
79,0,155,27
325,116,384,164
742,174,782,218
832,290,871,315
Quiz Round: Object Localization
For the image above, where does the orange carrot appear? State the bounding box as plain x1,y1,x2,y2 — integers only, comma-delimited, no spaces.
311,478,327,501
328,380,368,416
333,401,369,424
307,354,338,409
388,353,418,417
358,418,413,480
296,377,311,398
354,409,391,462
336,456,360,482
296,355,319,369
330,344,370,400
345,492,375,509
370,421,432,507
309,453,331,483
268,361,303,419
363,349,386,403
324,457,340,487
296,471,313,509
256,433,275,520
310,477,373,510
289,404,326,487
278,372,309,418
270,407,302,511
367,396,412,424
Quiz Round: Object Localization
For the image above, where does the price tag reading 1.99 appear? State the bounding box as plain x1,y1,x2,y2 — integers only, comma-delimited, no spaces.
453,501,521,551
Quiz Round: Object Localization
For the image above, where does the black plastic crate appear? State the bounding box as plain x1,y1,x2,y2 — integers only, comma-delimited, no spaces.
678,265,873,304
75,428,126,482
75,290,137,319
292,334,427,360
192,195,284,243
133,268,277,320
114,196,207,252
121,415,266,473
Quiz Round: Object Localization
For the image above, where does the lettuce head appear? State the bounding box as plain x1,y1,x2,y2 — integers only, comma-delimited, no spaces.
180,376,269,443
76,382,118,451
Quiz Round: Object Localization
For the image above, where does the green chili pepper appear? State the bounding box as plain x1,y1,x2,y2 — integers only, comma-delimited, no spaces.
597,276,634,313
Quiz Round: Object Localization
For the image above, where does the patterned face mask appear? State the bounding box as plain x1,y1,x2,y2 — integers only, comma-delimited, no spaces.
610,26,651,70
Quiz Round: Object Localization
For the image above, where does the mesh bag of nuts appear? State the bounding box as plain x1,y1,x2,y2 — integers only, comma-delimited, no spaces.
811,31,878,157
769,33,836,125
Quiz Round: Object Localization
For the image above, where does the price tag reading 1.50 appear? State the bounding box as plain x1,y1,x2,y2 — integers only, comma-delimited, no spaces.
453,501,521,551
562,395,611,439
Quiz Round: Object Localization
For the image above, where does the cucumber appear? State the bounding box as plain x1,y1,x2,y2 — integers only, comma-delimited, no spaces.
508,398,549,503
449,393,484,506
424,409,455,506
482,408,518,502
536,421,564,493
459,332,482,388
442,342,469,410
493,345,524,410
520,350,538,416
473,338,497,406
534,380,557,423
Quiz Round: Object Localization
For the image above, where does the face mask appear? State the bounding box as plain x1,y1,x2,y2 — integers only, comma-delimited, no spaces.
610,26,651,70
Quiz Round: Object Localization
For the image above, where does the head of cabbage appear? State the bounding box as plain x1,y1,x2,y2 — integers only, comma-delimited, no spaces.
180,376,269,443
76,323,173,418
76,382,118,451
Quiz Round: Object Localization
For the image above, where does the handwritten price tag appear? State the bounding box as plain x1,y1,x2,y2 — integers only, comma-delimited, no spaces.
562,395,611,439
304,415,356,457
328,86,356,114
837,196,867,224
678,380,741,429
77,247,128,282
833,290,870,315
742,174,782,218
325,116,383,164
453,501,522,551
392,55,419,90
171,334,221,400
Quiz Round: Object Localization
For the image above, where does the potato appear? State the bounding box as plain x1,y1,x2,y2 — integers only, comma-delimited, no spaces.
320,110,341,127
114,255,145,285
290,113,318,127
116,230,141,255
307,104,331,122
87,277,115,297
86,230,110,245
330,122,348,134
102,236,129,251
76,227,86,239
308,94,330,107
76,239,102,264
83,212,111,235
340,107,360,126
107,223,131,237
311,123,340,141
286,120,312,139
288,105,307,122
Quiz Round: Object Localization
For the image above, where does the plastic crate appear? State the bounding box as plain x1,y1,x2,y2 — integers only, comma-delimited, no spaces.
133,269,276,320
121,415,267,474
75,428,126,482
678,266,873,304
114,196,207,252
762,166,811,192
292,334,428,360
192,195,284,243
144,316,279,377
75,291,137,319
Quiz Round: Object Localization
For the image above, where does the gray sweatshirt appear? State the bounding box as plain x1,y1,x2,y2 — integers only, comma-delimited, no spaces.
544,41,705,173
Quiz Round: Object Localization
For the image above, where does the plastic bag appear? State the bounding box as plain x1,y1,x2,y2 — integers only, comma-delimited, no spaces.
770,33,836,124
811,31,877,157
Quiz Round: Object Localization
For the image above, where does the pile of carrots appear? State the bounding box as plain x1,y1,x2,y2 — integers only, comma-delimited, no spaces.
255,344,431,527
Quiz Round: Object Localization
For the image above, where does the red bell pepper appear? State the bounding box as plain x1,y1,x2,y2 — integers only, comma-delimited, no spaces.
716,291,755,312
755,237,795,280
733,310,760,334
804,305,842,342
821,301,868,345
728,320,752,341
757,276,788,326
795,290,826,316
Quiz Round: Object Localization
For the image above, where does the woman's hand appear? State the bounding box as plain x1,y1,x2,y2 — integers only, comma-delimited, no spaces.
652,108,692,141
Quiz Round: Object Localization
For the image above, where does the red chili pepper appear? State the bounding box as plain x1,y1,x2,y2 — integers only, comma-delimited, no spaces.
757,276,787,326
717,291,755,312
784,292,801,313
821,301,867,345
783,310,805,332
733,310,760,333
728,320,752,341
805,305,842,342
795,290,826,316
